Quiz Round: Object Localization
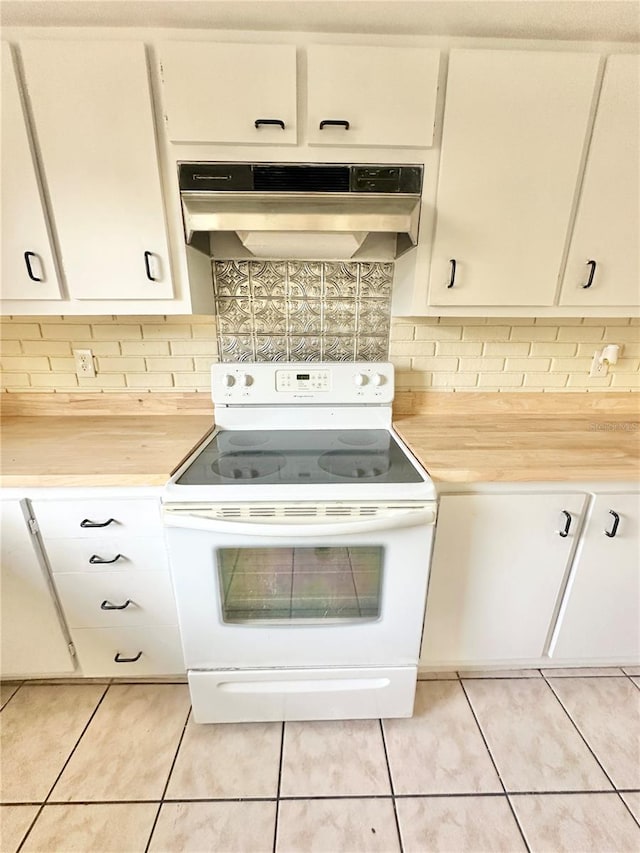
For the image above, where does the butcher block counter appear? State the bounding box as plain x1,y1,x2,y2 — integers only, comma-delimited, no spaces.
393,392,640,483
0,392,213,488
0,391,638,487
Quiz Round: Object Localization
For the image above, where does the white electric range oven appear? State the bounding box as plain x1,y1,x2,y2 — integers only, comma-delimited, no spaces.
163,362,437,723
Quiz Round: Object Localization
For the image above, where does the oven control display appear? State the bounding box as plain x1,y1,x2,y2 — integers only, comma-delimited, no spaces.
276,369,330,392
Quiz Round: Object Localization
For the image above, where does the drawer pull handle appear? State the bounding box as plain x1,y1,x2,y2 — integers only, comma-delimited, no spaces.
144,250,157,282
582,259,597,289
447,258,457,288
90,554,122,565
605,510,620,538
24,251,43,282
101,599,132,611
558,510,572,538
254,118,285,130
80,518,116,528
319,119,350,130
114,651,142,663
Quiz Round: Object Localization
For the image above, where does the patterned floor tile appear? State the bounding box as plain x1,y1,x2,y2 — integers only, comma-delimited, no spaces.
383,681,501,795
0,685,105,803
51,685,190,802
463,679,611,792
165,719,281,799
548,676,640,789
149,801,276,853
280,719,390,797
396,795,526,852
20,803,157,853
511,793,640,852
276,798,400,853
0,805,38,853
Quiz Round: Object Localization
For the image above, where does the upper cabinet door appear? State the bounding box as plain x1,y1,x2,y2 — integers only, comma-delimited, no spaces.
428,49,599,307
559,55,640,308
1,44,62,301
306,45,440,148
159,42,297,145
19,41,172,300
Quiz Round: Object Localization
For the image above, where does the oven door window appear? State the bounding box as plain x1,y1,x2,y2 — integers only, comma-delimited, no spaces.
217,546,383,624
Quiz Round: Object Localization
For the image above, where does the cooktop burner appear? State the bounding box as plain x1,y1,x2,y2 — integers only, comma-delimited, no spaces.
176,429,424,487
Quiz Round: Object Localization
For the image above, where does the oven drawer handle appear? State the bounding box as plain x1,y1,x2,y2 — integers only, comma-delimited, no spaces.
163,508,436,537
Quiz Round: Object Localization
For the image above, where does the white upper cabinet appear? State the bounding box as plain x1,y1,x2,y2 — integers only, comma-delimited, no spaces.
1,44,61,301
159,42,297,145
19,40,173,300
306,45,440,148
428,49,600,307
560,55,640,308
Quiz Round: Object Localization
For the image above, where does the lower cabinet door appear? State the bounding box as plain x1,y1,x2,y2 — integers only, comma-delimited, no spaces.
551,493,640,662
0,499,75,677
420,493,587,666
71,627,185,676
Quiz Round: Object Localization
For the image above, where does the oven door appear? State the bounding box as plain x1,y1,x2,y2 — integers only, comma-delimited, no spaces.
163,504,436,670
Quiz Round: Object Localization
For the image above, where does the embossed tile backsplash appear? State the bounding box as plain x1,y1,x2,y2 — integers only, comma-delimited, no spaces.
213,260,392,362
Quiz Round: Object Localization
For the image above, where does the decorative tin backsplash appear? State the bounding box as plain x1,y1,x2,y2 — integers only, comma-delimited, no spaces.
213,260,393,362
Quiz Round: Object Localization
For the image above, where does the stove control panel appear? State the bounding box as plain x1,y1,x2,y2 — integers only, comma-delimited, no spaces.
276,369,330,392
212,362,394,404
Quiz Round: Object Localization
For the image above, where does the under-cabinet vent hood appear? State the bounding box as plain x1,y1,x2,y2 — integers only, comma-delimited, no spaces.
178,163,423,260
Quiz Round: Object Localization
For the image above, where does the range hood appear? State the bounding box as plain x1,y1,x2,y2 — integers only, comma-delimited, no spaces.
179,163,423,260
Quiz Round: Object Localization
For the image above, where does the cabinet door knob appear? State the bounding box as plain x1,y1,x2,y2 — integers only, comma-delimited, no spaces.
101,599,132,611
558,510,572,537
319,119,350,130
582,259,597,289
447,258,457,288
254,118,285,130
114,651,142,663
24,251,43,282
80,518,116,528
604,509,620,538
90,554,122,565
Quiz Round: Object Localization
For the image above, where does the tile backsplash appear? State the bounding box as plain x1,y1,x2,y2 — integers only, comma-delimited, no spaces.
213,260,392,362
0,315,638,393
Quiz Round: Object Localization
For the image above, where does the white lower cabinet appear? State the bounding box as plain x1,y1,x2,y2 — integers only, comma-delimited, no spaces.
31,491,184,677
420,492,587,666
551,493,640,662
0,499,75,677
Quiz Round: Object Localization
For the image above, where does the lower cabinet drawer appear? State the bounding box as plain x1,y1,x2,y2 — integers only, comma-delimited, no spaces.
32,499,162,539
44,537,169,574
72,627,185,677
54,571,178,628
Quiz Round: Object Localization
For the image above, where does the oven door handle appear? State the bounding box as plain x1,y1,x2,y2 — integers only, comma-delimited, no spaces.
163,508,436,537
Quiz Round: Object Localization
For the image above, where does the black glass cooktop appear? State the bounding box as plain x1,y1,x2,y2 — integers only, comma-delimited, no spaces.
177,429,425,486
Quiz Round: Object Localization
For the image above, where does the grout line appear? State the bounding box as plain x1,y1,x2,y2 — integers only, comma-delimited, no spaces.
378,719,404,853
144,706,192,853
0,682,24,711
542,676,618,792
16,683,110,853
623,672,640,692
616,791,640,831
272,722,285,853
458,680,531,853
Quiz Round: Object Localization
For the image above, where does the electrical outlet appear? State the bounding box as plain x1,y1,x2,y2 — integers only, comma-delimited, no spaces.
73,348,96,378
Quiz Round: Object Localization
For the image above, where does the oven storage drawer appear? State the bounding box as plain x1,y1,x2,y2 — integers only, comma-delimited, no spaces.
53,571,178,629
188,666,418,723
31,499,162,539
72,626,185,676
44,536,169,574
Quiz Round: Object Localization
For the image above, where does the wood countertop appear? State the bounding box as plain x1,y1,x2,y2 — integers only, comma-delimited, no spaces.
0,392,638,488
393,394,640,484
0,415,213,488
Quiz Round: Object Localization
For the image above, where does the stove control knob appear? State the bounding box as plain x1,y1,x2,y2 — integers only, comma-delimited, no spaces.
222,374,235,387
354,373,368,387
239,373,253,387
371,373,385,386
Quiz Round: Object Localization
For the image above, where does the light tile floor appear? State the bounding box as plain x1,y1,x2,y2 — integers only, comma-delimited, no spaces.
1,669,639,853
